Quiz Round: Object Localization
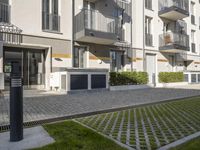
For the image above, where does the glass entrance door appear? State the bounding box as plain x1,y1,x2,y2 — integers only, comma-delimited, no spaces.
4,50,23,89
4,47,45,90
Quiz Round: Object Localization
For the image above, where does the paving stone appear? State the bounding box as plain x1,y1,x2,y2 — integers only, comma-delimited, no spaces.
1,88,200,126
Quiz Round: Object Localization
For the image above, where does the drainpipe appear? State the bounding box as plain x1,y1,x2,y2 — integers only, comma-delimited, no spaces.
130,0,133,71
71,0,75,68
142,0,146,71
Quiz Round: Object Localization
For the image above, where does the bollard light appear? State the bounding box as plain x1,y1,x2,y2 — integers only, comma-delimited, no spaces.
10,63,23,142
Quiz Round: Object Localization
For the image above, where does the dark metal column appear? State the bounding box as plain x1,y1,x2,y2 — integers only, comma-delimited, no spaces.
10,63,23,142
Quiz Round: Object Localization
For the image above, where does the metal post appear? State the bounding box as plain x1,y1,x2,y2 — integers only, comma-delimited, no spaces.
152,73,156,87
10,63,23,142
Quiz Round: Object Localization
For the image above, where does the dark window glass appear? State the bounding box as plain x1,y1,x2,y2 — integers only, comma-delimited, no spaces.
52,0,58,14
0,0,8,4
145,0,152,10
42,0,49,13
0,0,10,23
42,0,59,31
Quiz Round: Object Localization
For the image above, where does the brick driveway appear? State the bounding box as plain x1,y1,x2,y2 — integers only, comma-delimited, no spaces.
1,88,200,126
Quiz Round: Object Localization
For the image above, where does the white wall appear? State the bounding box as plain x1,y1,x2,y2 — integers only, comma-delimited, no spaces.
10,0,72,40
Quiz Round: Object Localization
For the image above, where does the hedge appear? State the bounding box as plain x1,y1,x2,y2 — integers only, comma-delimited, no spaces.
159,72,184,83
110,72,148,86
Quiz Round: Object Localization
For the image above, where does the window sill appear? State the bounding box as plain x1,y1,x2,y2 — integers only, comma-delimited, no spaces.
145,45,154,48
145,8,154,11
42,30,63,35
191,23,196,26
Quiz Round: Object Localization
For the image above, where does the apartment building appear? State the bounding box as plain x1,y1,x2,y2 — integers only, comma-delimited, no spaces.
73,0,132,71
133,0,200,84
0,0,199,91
0,0,72,90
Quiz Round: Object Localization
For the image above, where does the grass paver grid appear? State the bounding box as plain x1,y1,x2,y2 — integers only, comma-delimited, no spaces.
76,98,200,150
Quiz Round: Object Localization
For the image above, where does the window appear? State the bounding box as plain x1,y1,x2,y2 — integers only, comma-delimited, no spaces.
0,0,8,4
42,0,50,30
73,47,87,68
190,2,195,15
145,16,153,46
42,0,60,32
145,0,152,10
145,17,152,34
191,30,196,53
199,17,200,29
0,0,10,23
191,2,195,24
191,30,195,43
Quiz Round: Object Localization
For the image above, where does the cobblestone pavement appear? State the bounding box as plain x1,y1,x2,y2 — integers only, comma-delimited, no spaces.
1,88,200,126
76,97,200,150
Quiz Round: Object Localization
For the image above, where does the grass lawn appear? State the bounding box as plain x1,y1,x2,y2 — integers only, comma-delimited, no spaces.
171,137,200,150
32,121,126,150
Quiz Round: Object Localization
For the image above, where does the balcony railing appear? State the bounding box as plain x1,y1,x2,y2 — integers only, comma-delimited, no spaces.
0,2,10,23
114,0,131,15
159,32,189,51
175,20,187,34
159,0,189,12
75,9,122,35
0,32,22,44
0,23,23,44
145,33,153,46
42,12,60,32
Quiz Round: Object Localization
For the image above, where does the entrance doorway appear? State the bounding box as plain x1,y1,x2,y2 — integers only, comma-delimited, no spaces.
146,54,156,84
110,51,124,72
4,47,45,90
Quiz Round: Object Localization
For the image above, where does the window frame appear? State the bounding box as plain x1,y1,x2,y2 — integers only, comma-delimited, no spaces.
42,0,60,32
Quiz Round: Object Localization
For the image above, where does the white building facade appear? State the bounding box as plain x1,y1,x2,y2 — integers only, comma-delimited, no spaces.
133,0,200,84
0,0,199,91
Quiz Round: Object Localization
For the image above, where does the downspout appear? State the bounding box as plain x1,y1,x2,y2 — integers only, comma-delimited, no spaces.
142,0,145,71
130,0,133,71
71,0,75,68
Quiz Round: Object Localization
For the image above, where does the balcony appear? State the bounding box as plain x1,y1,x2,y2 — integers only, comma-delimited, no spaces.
0,23,23,44
159,0,189,20
0,2,10,23
74,9,123,45
159,32,189,53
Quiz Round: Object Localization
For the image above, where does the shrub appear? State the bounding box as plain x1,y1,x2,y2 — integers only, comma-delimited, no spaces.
159,72,184,83
110,72,148,86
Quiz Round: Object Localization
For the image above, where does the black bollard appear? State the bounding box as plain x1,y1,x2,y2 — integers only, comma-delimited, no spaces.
10,63,23,142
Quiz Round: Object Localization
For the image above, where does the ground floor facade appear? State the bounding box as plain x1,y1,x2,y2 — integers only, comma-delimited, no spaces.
1,35,200,91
